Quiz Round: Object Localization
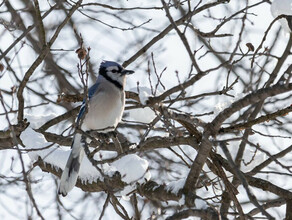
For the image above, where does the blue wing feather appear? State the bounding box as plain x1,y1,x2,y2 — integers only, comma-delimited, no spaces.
76,81,100,124
76,103,86,124
88,82,100,99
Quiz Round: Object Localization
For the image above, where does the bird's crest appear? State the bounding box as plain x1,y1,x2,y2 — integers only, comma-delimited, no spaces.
100,60,123,69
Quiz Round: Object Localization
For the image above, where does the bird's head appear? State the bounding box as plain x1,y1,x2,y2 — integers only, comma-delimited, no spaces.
99,61,134,89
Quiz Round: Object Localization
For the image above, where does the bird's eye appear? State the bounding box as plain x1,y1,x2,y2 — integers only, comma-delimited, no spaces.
112,69,118,73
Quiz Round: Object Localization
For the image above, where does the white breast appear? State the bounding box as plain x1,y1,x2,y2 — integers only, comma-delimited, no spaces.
82,80,125,132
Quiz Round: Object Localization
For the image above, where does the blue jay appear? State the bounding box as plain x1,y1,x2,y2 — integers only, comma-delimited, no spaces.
58,61,134,196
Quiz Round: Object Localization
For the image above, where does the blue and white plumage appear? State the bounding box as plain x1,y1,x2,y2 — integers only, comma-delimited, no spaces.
58,60,134,196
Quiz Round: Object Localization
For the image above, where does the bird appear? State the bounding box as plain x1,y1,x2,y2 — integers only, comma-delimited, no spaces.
58,60,134,197
271,0,292,32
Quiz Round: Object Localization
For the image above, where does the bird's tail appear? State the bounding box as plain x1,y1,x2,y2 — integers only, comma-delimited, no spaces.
58,133,84,196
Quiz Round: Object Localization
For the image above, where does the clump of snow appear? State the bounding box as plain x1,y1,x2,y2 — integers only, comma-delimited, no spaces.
20,115,151,192
195,198,207,209
129,144,137,150
165,178,186,195
112,154,150,184
25,113,58,129
20,127,55,161
129,86,156,123
139,90,150,105
20,127,111,182
214,101,230,114
130,86,153,105
178,194,185,206
115,155,151,199
94,151,118,160
129,107,156,124
271,0,292,33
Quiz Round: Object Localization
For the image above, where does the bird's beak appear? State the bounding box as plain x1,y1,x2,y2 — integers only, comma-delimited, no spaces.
121,69,135,75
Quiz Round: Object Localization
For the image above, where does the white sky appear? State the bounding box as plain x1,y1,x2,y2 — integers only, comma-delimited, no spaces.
0,0,292,219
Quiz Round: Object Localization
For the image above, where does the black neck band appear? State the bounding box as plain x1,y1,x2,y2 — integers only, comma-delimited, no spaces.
100,72,123,90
